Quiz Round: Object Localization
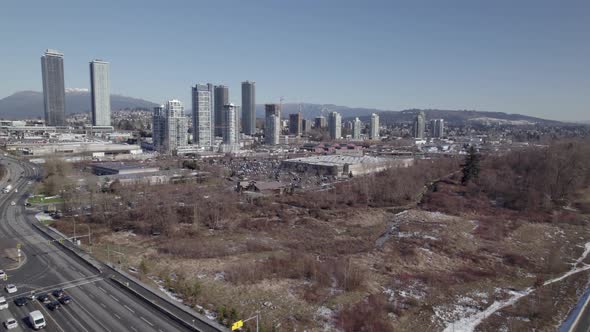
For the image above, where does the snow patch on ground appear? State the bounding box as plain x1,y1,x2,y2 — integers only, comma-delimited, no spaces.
439,241,590,332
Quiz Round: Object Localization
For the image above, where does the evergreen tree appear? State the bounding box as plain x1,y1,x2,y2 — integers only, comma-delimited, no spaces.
462,146,480,184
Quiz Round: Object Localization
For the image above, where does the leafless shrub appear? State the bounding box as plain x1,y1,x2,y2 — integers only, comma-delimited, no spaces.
336,294,394,332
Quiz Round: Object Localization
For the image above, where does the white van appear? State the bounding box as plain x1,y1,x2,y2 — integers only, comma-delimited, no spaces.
28,310,46,330
0,296,7,310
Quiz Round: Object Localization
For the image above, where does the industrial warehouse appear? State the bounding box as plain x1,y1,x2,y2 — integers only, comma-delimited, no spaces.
280,155,414,177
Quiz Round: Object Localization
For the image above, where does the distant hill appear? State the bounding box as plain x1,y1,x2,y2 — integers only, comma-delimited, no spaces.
0,90,158,120
363,109,564,126
255,103,380,120
256,103,562,126
1,91,564,126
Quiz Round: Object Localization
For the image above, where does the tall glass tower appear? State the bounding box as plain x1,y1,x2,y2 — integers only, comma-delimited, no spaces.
241,81,256,135
214,85,229,137
41,49,66,126
90,60,111,126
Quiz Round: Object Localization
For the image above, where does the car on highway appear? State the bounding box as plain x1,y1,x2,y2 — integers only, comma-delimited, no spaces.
5,284,16,294
0,296,8,310
47,301,61,311
36,293,50,303
3,318,17,330
0,270,5,279
9,201,15,206
58,294,72,305
28,310,46,330
52,289,64,298
14,297,28,307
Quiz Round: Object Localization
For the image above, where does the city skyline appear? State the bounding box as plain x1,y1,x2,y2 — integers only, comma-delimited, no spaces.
1,1,588,122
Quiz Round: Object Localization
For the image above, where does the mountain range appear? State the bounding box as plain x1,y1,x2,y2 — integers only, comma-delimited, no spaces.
0,90,566,126
0,90,158,119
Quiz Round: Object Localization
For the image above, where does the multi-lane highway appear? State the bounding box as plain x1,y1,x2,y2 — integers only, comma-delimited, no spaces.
0,155,223,332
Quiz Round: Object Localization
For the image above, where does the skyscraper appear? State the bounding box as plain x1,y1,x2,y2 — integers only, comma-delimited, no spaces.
289,112,302,136
302,119,312,133
352,117,362,140
413,111,426,138
152,105,166,152
41,49,66,126
314,116,327,129
430,119,445,138
241,81,256,135
222,103,240,147
89,60,111,126
214,85,229,137
191,83,214,147
164,100,188,154
265,104,281,145
328,112,342,140
370,113,380,140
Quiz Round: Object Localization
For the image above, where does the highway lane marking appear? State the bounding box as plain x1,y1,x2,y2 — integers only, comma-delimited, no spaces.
109,294,120,302
100,302,107,308
34,299,66,332
98,286,107,293
124,304,135,313
57,301,90,332
87,293,95,299
130,327,138,332
71,298,113,332
114,313,121,320
140,316,154,327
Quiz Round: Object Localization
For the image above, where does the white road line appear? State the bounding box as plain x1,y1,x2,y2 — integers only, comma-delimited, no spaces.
98,286,107,293
87,293,95,299
109,294,119,302
130,327,138,332
124,304,135,313
140,316,154,327
71,298,113,332
34,300,66,332
58,301,90,332
114,313,121,320
100,302,106,308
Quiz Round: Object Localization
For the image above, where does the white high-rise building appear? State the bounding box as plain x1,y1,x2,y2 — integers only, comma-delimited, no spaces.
157,99,188,154
370,113,380,140
328,111,341,140
89,60,111,126
352,117,362,140
191,83,214,147
264,104,280,145
222,103,240,148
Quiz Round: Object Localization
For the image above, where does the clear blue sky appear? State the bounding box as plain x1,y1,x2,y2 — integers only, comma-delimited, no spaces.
1,0,588,121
